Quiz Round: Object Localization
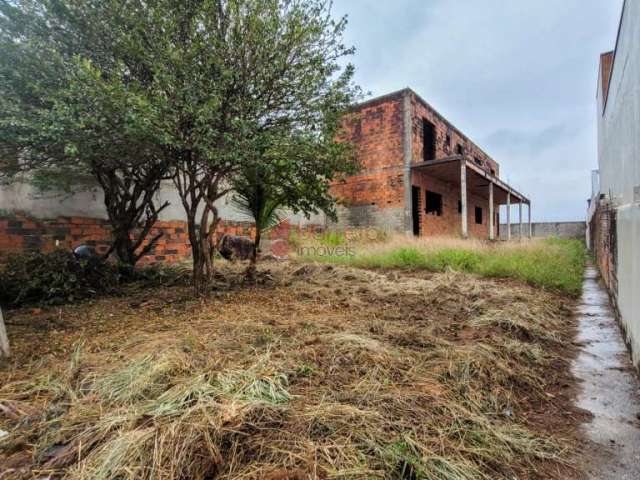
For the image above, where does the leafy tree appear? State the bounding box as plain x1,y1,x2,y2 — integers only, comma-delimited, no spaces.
102,0,360,291
0,0,172,268
1,0,359,291
232,125,357,276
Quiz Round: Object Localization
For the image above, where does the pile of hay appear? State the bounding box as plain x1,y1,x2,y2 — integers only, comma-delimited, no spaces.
0,263,580,479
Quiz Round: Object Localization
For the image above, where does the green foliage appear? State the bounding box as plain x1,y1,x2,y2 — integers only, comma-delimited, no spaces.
0,1,172,266
1,0,360,282
318,231,346,246
0,250,119,308
301,239,587,296
0,251,190,309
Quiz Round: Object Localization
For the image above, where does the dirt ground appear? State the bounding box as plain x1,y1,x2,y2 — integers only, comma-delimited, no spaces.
0,261,592,479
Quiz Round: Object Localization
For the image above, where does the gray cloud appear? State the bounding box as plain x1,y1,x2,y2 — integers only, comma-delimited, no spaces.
483,124,576,157
333,0,623,221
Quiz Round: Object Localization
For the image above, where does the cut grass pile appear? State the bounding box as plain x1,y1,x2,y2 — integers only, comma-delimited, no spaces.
297,235,586,297
0,263,582,479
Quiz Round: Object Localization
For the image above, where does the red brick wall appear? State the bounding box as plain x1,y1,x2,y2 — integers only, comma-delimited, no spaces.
589,202,617,294
331,90,501,238
412,171,495,238
410,92,499,177
0,214,308,264
331,93,405,208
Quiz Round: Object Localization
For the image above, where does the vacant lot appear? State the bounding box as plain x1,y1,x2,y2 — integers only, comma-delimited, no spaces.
0,240,587,479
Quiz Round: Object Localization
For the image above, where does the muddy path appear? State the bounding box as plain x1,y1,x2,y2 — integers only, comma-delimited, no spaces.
572,264,640,479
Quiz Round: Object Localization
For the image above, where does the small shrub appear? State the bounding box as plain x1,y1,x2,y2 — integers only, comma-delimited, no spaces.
0,249,120,308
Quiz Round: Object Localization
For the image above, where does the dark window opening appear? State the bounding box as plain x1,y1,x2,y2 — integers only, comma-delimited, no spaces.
458,200,462,214
412,186,421,236
475,206,483,224
445,134,451,152
473,157,483,166
422,119,436,161
425,191,443,216
456,143,464,155
490,168,496,176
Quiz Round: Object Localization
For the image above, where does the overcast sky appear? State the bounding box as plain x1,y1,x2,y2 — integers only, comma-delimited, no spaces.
332,0,624,222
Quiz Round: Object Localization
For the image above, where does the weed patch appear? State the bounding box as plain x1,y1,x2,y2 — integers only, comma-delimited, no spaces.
299,237,586,296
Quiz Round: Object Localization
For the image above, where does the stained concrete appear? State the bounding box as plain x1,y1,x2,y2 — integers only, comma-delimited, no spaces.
572,265,640,479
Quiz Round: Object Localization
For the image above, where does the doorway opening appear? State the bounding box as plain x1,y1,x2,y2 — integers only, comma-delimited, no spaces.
412,186,421,236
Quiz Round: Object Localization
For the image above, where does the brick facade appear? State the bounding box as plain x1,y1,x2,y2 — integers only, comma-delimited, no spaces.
410,94,499,177
0,214,307,264
330,93,406,230
331,88,504,238
588,201,618,296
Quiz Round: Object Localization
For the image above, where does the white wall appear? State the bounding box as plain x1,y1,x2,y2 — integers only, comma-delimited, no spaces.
598,1,640,205
616,205,640,365
0,180,326,227
597,0,640,366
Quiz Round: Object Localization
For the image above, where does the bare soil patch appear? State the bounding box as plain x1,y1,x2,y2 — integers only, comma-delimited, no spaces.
0,261,589,479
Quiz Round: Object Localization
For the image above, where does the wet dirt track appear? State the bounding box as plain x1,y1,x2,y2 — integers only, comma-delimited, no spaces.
572,264,640,479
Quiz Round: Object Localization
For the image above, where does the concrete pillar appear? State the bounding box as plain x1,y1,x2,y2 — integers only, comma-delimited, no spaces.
402,91,413,235
460,160,468,239
488,182,494,240
506,193,511,241
519,202,523,240
528,202,532,238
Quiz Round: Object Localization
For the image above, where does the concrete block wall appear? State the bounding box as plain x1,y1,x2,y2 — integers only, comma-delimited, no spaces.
499,221,586,240
330,204,404,232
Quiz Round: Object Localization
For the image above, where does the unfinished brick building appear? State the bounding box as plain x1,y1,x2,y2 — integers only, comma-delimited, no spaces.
332,88,530,238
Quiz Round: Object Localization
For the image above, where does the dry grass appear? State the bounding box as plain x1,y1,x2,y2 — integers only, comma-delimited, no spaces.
294,234,586,297
0,261,583,479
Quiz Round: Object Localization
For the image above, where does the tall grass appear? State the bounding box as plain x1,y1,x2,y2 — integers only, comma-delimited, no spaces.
298,236,586,296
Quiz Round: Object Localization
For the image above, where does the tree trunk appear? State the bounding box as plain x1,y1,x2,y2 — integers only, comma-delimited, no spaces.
0,306,10,358
245,227,261,282
187,213,205,293
112,230,137,267
188,205,219,295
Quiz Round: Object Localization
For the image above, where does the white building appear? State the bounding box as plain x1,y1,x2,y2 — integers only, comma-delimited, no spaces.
592,0,640,368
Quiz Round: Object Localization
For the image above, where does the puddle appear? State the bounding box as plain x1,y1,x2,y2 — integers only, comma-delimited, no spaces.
572,265,640,479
